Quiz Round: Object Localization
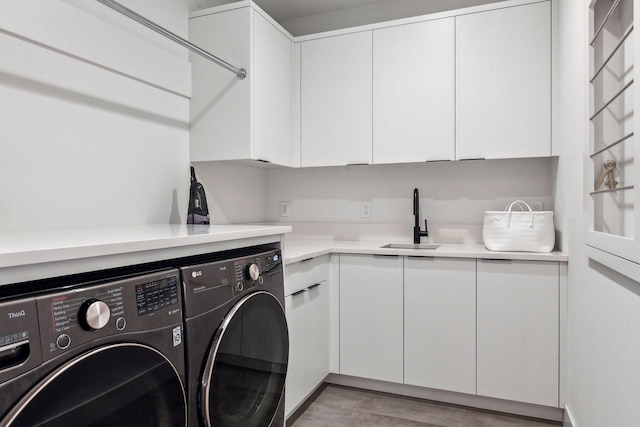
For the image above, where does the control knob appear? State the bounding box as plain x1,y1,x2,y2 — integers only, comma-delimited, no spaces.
79,299,111,331
244,263,260,282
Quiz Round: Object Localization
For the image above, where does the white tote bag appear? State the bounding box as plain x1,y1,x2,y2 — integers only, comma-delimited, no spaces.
483,200,555,252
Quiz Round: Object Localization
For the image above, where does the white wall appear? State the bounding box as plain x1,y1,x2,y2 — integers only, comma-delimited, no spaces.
0,0,192,230
266,158,553,227
192,162,267,224
555,1,640,426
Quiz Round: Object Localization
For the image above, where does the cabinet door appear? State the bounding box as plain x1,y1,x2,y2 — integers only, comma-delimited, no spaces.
305,282,329,391
253,10,292,166
477,260,559,407
404,257,476,394
456,2,551,159
284,291,306,416
189,8,251,162
373,18,455,163
339,254,403,383
301,32,373,167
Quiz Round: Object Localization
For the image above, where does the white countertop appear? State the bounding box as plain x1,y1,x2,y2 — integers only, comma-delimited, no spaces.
0,224,291,285
284,239,568,264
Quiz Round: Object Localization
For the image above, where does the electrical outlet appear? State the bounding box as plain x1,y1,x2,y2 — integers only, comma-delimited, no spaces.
280,202,290,217
531,201,543,211
360,202,371,218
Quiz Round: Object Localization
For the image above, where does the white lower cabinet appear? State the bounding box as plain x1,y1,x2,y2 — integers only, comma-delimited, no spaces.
339,254,403,383
304,282,329,391
477,259,559,407
404,257,476,394
319,253,562,411
284,257,329,416
284,289,306,415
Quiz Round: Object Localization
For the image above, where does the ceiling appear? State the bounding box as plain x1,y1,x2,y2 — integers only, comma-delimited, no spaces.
188,0,509,36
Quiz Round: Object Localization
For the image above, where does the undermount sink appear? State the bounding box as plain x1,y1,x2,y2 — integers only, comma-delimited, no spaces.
381,243,441,250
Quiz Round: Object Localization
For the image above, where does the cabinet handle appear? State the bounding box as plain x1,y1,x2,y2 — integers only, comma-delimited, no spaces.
300,257,314,263
373,254,399,258
308,283,322,290
479,258,513,263
292,289,307,297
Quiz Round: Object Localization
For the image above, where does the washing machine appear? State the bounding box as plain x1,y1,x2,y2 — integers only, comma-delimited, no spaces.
0,269,187,427
181,247,288,427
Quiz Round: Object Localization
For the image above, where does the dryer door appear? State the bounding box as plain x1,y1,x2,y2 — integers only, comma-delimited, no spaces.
1,343,186,427
201,291,289,427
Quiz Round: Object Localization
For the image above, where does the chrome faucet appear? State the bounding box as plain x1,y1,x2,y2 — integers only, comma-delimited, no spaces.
413,188,429,244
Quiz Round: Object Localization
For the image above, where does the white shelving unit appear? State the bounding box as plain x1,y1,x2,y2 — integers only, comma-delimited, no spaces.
587,0,640,281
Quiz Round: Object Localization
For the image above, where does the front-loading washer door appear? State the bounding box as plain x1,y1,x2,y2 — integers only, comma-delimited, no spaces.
201,291,289,427
1,343,186,427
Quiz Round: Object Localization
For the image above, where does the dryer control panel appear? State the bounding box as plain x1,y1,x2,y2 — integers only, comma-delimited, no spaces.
181,249,283,319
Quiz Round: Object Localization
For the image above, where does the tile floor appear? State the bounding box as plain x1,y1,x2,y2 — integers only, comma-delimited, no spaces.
288,385,562,427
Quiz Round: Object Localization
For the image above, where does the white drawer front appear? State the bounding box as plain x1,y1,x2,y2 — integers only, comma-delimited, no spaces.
285,255,329,296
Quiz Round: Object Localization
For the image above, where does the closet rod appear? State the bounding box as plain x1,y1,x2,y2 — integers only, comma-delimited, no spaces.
590,24,633,83
590,132,634,158
590,185,634,195
96,0,247,79
590,79,633,120
590,0,621,46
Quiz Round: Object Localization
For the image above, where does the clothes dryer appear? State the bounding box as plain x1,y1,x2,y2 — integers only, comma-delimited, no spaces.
181,247,288,427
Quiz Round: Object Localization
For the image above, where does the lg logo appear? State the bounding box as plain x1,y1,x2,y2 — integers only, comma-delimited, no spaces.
191,270,203,278
8,310,26,319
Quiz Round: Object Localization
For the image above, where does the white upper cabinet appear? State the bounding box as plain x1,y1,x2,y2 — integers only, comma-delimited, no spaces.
373,18,455,163
252,10,293,165
189,4,293,166
191,0,552,167
300,31,373,167
456,1,551,160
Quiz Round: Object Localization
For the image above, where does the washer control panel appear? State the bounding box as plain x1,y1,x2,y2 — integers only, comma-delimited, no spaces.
37,269,182,362
135,275,180,316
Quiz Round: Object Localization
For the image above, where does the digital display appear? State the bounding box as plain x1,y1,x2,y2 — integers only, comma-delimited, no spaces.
135,276,179,316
